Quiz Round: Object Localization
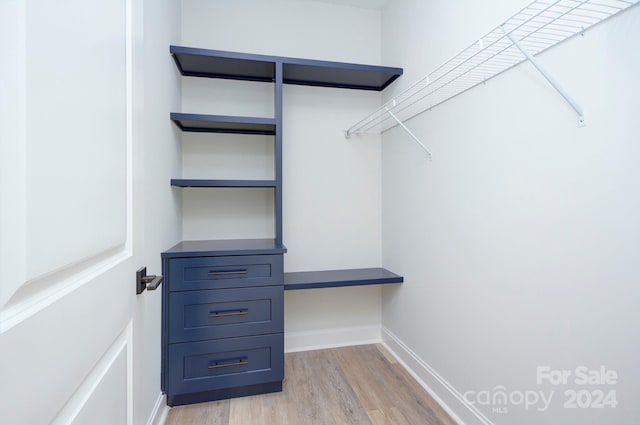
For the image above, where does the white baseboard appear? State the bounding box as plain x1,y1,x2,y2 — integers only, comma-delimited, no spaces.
146,393,169,425
381,326,494,425
285,325,381,353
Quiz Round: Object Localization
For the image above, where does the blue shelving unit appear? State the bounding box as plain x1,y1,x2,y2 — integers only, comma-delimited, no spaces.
169,45,403,246
164,45,404,407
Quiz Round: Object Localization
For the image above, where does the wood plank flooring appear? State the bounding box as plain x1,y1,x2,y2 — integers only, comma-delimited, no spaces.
165,344,456,425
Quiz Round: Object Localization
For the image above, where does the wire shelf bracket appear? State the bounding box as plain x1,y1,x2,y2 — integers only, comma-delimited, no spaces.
501,25,585,127
345,101,434,158
345,0,639,149
385,103,433,159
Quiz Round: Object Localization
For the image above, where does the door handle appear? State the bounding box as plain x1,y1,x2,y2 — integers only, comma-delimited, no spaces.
136,266,164,294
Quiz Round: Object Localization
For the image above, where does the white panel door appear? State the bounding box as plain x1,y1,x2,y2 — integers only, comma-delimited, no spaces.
0,0,145,424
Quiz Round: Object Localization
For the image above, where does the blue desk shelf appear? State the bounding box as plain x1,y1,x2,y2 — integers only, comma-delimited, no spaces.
284,268,403,290
171,179,277,188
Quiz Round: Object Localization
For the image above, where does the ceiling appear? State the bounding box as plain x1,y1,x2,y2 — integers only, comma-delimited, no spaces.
299,0,389,10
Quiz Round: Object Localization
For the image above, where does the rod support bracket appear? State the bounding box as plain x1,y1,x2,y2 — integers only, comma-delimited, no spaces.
502,26,585,128
385,107,433,159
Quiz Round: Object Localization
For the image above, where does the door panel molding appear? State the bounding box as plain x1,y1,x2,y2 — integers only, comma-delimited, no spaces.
0,246,130,332
0,264,134,425
1,0,137,333
24,0,130,281
51,321,133,425
0,0,27,312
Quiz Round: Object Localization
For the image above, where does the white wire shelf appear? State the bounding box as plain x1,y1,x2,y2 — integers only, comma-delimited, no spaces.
346,0,639,143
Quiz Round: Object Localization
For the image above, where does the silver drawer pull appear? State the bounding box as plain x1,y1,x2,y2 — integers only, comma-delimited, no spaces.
208,358,248,369
208,309,248,318
207,270,249,278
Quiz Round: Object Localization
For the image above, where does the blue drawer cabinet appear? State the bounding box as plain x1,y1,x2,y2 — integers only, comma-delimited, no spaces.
168,255,284,291
161,240,286,407
168,334,284,396
169,286,283,343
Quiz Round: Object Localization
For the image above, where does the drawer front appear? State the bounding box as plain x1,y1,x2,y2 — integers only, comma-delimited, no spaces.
169,286,283,343
168,255,283,291
168,334,284,396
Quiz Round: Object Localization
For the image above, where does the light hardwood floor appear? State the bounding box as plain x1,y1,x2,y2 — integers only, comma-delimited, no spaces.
165,344,456,425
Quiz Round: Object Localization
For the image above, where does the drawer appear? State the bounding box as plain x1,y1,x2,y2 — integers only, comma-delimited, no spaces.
168,255,283,291
167,334,284,396
169,286,283,343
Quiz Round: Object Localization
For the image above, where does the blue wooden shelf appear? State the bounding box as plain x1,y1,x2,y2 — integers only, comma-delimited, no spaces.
171,45,403,91
171,179,277,188
171,46,276,82
283,60,400,91
284,268,403,290
170,113,276,135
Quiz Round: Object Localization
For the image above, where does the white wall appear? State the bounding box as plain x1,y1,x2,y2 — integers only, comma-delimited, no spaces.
180,0,386,350
380,1,640,424
136,0,182,423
